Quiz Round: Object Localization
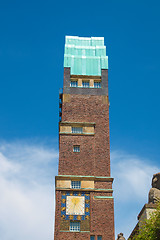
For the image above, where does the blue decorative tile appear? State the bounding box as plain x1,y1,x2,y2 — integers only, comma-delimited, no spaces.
81,215,85,220
61,203,66,208
61,191,90,220
65,215,69,220
73,215,77,220
85,203,90,208
61,195,66,199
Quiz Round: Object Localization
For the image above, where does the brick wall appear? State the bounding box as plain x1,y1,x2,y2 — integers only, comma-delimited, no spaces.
54,67,115,240
59,94,110,177
90,192,114,239
54,190,115,240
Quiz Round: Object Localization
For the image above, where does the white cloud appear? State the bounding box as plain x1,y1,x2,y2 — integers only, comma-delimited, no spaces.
0,140,159,240
111,150,160,239
0,140,58,240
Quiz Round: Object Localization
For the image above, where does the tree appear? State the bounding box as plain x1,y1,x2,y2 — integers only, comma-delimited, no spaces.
131,202,160,240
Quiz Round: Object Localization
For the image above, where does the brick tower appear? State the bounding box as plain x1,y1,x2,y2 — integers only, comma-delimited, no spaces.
54,36,115,240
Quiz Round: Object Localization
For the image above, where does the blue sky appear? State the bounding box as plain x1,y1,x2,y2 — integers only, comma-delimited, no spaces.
0,0,160,239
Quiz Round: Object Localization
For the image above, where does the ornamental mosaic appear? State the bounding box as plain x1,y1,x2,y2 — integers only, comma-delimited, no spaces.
61,191,90,221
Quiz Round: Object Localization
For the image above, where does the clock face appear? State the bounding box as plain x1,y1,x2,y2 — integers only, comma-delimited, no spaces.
66,196,85,215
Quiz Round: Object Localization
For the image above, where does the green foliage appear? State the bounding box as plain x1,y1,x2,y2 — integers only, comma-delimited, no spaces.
132,202,160,240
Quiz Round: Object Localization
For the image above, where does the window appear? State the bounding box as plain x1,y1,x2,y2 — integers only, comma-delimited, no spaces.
82,81,90,88
70,81,78,87
90,236,95,240
73,145,80,152
72,127,83,134
97,236,102,240
70,221,80,232
94,81,101,88
71,181,81,189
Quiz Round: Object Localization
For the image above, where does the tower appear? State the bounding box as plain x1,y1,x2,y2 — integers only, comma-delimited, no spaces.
54,36,115,240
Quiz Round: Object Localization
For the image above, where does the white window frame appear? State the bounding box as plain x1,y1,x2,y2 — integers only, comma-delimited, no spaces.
70,221,80,232
73,145,80,152
82,81,90,88
70,80,78,87
94,81,101,88
72,127,83,134
71,181,81,189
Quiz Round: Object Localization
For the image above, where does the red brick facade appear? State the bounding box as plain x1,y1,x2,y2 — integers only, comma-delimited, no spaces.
54,191,114,240
59,94,110,177
54,68,115,240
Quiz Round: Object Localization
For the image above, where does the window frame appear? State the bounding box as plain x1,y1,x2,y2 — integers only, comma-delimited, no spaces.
97,236,102,240
90,236,95,240
70,80,78,87
73,145,80,152
70,221,80,232
82,80,90,88
71,181,81,189
72,127,83,134
94,81,101,88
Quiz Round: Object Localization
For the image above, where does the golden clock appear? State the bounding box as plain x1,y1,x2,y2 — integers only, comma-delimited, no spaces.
66,196,85,215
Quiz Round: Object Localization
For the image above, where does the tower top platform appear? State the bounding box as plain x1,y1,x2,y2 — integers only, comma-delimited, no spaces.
64,36,108,76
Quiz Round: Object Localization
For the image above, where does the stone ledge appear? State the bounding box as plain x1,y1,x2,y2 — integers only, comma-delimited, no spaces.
56,187,113,193
60,230,90,233
60,121,96,126
138,203,156,220
94,196,113,199
56,175,114,182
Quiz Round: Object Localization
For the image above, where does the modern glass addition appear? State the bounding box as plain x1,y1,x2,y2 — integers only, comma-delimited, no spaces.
71,181,81,189
72,127,83,134
70,81,78,87
82,81,90,88
70,221,80,232
73,145,80,152
94,81,101,88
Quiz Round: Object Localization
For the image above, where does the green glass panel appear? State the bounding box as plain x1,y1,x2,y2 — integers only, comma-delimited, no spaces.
64,36,108,76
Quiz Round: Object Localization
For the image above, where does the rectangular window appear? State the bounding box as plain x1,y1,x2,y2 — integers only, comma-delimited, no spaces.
72,127,83,134
97,236,102,240
90,236,95,240
94,81,101,88
71,181,81,189
70,81,78,87
73,145,80,152
70,221,80,232
82,81,90,88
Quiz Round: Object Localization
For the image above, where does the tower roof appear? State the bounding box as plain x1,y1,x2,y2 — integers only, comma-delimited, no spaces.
64,36,108,76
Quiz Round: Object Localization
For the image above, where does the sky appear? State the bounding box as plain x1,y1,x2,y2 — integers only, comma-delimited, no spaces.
0,0,160,239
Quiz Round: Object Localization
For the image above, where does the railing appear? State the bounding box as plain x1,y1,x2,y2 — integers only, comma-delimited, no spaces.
59,88,63,122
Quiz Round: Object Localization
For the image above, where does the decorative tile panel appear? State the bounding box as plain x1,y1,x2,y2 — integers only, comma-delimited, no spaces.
61,191,90,221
